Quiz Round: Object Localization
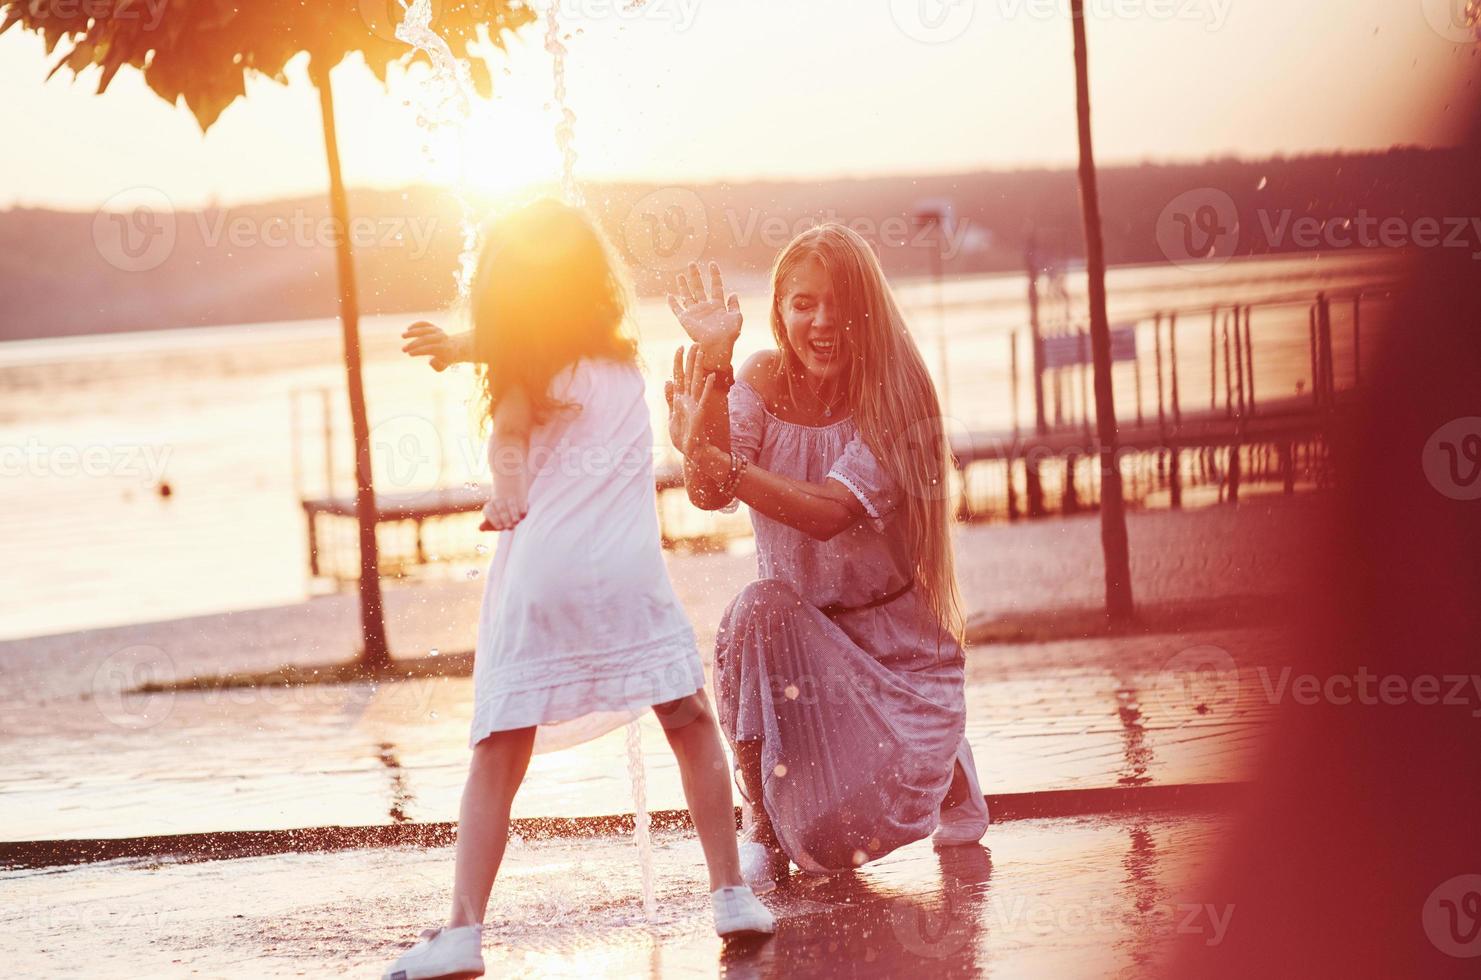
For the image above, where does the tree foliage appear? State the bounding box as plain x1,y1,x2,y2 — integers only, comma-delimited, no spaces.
1,0,537,130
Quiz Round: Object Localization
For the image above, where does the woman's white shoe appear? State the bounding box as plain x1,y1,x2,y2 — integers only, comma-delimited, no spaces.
738,840,788,895
712,885,776,938
381,924,485,980
932,738,990,846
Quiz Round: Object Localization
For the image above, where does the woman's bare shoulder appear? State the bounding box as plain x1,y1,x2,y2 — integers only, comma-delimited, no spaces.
738,349,782,397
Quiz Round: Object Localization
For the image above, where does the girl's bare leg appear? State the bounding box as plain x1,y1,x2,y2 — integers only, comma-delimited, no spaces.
653,691,745,891
732,739,780,849
447,726,537,928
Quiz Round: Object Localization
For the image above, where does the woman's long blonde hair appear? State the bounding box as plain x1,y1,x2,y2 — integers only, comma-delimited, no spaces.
769,224,964,641
470,199,637,426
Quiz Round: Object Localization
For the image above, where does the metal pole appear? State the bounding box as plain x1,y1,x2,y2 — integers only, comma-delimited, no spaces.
1233,304,1246,418
1210,305,1218,412
1169,312,1181,426
1242,303,1256,415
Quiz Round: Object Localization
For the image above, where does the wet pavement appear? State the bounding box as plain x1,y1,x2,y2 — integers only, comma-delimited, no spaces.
3,809,1230,978
0,499,1319,977
0,499,1316,845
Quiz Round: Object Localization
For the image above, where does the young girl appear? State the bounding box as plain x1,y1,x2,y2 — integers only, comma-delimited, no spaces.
387,200,773,980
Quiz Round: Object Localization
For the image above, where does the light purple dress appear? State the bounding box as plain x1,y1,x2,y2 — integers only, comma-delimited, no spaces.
714,380,968,873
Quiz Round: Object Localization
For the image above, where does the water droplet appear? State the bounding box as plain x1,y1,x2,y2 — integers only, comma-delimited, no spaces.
851,849,868,866
773,763,788,778
784,684,800,700
429,647,440,658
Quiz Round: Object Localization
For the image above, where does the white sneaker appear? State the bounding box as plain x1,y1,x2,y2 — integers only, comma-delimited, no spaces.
712,885,776,938
738,840,788,896
932,738,990,846
382,924,485,980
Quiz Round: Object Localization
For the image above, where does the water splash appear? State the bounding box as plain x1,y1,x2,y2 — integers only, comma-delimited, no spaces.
395,0,481,298
542,0,658,921
543,3,582,206
625,718,657,920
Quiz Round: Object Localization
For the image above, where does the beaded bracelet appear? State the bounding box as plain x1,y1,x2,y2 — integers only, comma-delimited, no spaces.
722,450,749,498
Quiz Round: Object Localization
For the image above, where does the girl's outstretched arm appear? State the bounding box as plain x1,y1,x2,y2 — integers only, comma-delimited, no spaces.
402,321,476,371
482,386,532,531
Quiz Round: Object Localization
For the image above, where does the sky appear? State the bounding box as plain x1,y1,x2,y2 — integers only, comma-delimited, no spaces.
0,0,1476,211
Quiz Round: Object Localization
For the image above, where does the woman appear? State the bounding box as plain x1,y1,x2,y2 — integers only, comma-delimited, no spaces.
664,224,989,894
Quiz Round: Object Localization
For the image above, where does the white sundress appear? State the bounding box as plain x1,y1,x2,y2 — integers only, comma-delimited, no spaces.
469,357,705,753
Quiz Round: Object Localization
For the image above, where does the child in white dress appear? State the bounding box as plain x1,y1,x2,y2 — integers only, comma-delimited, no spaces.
386,200,772,980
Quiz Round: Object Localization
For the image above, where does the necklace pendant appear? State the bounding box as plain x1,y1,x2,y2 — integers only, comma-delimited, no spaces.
824,406,832,418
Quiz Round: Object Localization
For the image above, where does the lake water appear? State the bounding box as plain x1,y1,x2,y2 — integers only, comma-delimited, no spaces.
0,251,1400,641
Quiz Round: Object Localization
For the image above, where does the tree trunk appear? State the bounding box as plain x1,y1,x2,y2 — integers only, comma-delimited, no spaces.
1069,0,1135,621
312,59,391,671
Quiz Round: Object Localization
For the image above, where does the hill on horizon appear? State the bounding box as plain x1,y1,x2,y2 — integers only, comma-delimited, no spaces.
1,146,1468,342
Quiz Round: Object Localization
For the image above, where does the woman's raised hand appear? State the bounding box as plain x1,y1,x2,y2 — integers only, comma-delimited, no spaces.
664,345,722,461
401,321,469,372
667,261,742,349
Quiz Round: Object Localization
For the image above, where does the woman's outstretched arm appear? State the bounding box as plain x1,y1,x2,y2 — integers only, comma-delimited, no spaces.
667,345,734,509
688,443,864,542
665,262,743,509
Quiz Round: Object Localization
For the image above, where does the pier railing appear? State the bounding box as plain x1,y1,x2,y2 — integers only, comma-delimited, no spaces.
291,280,1401,582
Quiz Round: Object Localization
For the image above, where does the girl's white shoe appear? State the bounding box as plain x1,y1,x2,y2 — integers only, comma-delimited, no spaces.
712,885,776,938
382,924,485,980
932,739,991,846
